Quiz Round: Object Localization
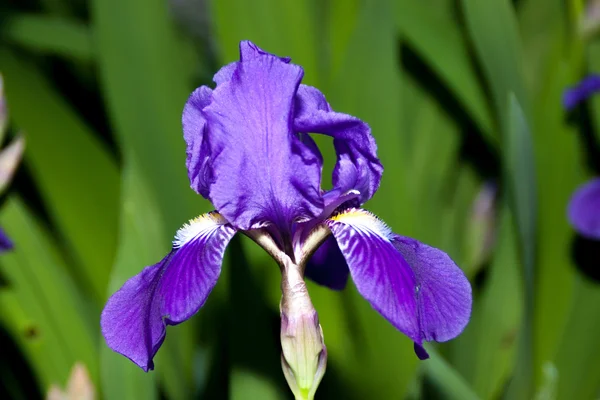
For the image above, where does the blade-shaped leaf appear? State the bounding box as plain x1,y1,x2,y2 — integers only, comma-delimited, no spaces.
423,346,481,400
450,204,523,399
0,47,120,305
396,1,494,142
0,197,98,391
2,14,93,61
503,93,537,400
100,161,164,400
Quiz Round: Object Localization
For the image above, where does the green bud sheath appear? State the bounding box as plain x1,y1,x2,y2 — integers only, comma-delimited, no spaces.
280,260,327,400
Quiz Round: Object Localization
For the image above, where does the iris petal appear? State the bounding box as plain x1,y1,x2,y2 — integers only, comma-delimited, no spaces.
200,45,323,232
0,227,13,251
391,235,472,343
563,75,600,110
305,236,349,290
294,85,383,204
183,86,213,198
568,178,600,239
100,212,236,371
326,209,471,357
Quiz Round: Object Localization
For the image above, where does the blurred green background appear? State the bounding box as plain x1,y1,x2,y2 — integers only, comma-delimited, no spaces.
0,0,599,398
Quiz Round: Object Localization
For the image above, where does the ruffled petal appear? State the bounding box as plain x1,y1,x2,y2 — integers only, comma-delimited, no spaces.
327,209,471,358
294,85,383,204
101,212,236,371
239,40,292,63
568,178,600,239
305,236,349,290
563,75,600,110
213,41,291,85
200,45,323,231
182,85,213,198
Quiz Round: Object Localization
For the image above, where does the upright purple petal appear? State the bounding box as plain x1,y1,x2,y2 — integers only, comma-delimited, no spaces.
294,85,383,204
563,75,600,110
101,212,236,371
568,178,600,239
239,40,291,63
183,86,213,198
212,41,291,85
326,209,471,358
305,236,349,290
199,47,323,231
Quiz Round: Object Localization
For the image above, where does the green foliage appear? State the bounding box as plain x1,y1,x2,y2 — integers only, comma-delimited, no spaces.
0,0,598,399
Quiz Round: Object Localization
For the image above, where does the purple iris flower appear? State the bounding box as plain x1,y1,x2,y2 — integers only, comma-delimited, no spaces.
568,178,600,239
562,75,600,239
563,74,600,110
0,227,12,252
101,41,472,374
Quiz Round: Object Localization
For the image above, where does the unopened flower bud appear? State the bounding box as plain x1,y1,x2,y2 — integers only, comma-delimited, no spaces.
581,0,600,39
0,135,25,194
280,261,326,400
464,182,497,276
46,362,95,400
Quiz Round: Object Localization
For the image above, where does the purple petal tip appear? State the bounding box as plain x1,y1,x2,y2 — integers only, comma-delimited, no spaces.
414,343,430,360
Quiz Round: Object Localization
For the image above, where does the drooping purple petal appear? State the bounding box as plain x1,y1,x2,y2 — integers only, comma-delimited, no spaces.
305,236,349,291
326,209,471,358
0,227,13,252
294,85,383,205
327,209,420,343
200,46,323,231
568,178,600,239
563,75,600,110
392,235,472,343
101,212,236,371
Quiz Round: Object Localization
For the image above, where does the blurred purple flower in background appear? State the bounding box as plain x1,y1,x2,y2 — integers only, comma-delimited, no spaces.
563,74,600,110
0,228,13,252
100,41,472,396
563,75,600,239
568,179,600,239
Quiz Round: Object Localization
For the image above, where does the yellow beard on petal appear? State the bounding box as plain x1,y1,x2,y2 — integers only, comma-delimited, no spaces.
172,211,228,248
329,208,392,240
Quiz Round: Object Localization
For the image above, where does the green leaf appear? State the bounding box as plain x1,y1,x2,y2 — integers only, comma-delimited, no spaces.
212,0,318,85
91,0,200,229
553,277,600,400
100,162,164,400
525,27,584,388
587,41,600,147
2,14,93,61
396,1,495,142
0,197,98,391
450,204,523,399
503,93,537,400
0,47,120,305
230,368,287,400
460,1,536,396
461,0,529,126
424,347,481,400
